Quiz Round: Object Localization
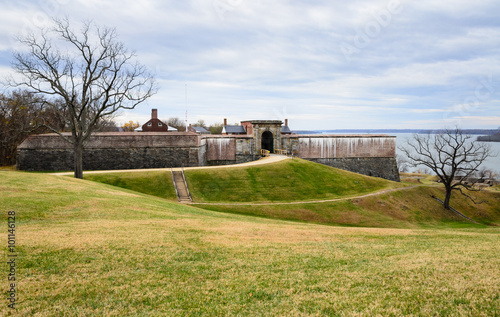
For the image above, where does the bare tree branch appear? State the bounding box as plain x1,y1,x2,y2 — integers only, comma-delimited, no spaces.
399,128,494,210
7,17,157,178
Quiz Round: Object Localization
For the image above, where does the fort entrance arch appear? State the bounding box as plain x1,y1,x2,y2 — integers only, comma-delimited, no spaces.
261,131,274,153
240,120,283,154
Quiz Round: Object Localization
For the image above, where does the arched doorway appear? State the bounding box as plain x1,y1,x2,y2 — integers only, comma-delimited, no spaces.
262,131,274,153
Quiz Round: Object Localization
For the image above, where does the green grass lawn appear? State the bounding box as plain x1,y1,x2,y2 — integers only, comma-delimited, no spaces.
82,159,500,228
201,186,500,229
85,159,401,204
84,171,178,201
185,159,401,203
1,171,500,315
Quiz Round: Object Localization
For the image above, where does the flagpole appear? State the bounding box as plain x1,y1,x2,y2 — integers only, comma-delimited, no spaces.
185,84,188,131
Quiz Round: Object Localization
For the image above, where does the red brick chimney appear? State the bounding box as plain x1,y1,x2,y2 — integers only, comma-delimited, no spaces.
285,119,288,126
152,109,158,119
224,118,227,126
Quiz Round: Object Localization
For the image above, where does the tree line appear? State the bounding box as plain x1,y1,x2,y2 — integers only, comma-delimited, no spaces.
0,90,117,166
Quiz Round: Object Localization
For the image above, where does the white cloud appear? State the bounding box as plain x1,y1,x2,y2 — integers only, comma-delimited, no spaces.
409,109,446,114
1,0,499,129
455,116,500,127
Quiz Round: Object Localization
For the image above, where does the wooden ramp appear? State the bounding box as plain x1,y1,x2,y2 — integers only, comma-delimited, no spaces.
172,170,192,203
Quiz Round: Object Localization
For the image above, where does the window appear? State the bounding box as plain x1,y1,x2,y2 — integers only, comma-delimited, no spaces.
148,122,152,127
158,122,162,126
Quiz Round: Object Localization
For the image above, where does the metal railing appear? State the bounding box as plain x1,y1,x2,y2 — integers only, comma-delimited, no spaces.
171,168,181,201
171,167,193,202
181,166,193,201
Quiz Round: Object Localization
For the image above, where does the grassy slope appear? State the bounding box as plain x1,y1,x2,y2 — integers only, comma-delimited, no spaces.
185,158,400,203
82,159,399,204
84,171,178,201
82,159,500,228
1,171,499,316
203,186,500,228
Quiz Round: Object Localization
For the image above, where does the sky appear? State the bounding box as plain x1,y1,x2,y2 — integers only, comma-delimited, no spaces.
1,0,499,130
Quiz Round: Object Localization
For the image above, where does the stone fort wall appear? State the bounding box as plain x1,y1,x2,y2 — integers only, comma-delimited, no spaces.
17,132,205,171
282,135,400,181
204,135,256,165
17,132,399,181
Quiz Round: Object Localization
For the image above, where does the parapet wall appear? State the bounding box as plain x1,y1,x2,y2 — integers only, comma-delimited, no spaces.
282,135,399,181
203,135,256,165
282,135,396,158
18,132,204,149
17,132,205,171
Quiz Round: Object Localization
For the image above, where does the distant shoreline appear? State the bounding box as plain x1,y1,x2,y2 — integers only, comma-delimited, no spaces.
477,135,500,142
293,129,499,135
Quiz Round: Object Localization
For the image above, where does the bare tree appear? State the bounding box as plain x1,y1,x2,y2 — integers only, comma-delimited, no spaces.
399,128,494,210
165,117,186,132
474,167,498,183
6,18,156,178
194,119,208,129
395,154,410,173
0,90,69,165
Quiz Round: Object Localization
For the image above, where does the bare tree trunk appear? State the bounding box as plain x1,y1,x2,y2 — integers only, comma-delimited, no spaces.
443,187,452,210
73,142,83,179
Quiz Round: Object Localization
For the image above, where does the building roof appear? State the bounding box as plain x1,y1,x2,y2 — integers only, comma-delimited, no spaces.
223,125,246,134
281,126,292,134
240,120,283,124
191,126,209,133
135,126,178,132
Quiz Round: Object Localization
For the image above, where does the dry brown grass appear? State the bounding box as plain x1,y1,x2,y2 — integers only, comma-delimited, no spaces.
1,171,499,316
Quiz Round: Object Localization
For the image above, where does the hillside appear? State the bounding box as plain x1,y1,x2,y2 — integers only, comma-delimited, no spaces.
84,159,400,203
201,186,500,228
84,159,500,228
1,171,499,315
84,170,178,201
185,159,400,203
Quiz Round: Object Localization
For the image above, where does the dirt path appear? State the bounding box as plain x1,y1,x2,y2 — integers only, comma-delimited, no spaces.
52,155,291,176
189,186,418,206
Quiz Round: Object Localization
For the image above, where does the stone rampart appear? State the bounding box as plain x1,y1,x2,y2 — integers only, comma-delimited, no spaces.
17,132,205,171
310,157,400,181
282,135,395,158
282,135,400,181
203,135,256,165
17,132,400,181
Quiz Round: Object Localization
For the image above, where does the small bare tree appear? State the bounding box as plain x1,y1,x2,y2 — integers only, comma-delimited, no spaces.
395,154,411,173
165,117,186,132
6,18,156,178
399,128,493,210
